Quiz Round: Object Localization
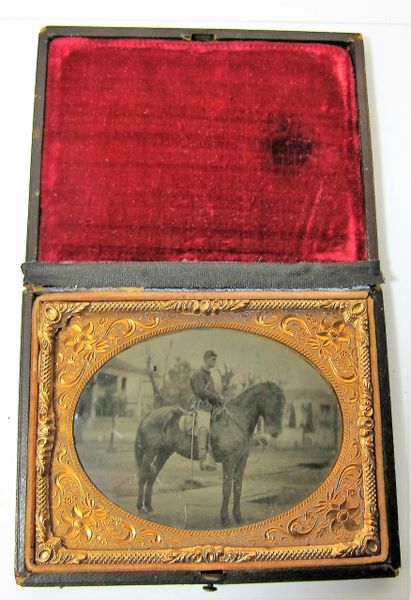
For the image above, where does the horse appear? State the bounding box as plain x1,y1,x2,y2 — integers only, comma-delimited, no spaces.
135,381,285,527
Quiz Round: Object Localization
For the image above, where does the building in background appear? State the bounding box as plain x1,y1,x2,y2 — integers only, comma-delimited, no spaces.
275,388,341,450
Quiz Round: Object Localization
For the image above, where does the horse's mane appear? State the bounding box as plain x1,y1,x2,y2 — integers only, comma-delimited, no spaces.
230,381,284,406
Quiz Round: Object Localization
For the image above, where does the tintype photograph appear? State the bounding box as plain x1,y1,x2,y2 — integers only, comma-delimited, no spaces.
74,328,342,530
21,292,393,580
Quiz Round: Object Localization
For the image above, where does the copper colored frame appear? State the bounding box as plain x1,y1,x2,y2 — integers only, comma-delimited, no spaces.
24,290,388,577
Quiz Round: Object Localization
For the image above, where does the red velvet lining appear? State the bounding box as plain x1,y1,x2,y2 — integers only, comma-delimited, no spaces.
39,38,366,262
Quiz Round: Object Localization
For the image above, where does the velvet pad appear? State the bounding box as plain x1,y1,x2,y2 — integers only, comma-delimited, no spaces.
39,38,366,262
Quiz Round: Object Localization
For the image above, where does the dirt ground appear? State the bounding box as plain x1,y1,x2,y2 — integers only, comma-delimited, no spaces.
75,416,338,530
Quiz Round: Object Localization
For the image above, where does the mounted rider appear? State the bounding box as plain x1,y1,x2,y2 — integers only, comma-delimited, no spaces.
190,350,222,471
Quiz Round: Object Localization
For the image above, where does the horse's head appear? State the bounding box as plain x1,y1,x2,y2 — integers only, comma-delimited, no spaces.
254,381,285,438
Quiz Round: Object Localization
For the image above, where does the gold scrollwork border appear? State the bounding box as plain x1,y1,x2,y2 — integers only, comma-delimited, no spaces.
26,291,387,572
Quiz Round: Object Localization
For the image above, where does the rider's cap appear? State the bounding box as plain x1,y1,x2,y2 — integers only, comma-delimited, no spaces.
204,350,217,359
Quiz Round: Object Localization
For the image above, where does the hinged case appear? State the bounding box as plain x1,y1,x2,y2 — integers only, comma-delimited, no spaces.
16,26,400,587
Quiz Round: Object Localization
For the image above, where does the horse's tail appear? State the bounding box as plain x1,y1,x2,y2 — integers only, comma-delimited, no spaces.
135,423,145,471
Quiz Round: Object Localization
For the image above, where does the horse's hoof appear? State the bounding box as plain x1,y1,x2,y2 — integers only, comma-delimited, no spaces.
233,514,243,525
139,505,153,514
220,516,229,528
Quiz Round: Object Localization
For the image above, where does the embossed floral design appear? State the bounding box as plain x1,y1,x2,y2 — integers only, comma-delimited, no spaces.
61,496,107,545
62,318,108,362
309,320,349,357
324,491,361,539
31,296,379,566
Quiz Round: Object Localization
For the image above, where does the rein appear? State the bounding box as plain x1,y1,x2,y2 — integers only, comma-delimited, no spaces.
216,403,249,438
216,390,281,442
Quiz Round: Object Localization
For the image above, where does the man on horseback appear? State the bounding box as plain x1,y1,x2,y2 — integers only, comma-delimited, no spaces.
190,350,222,471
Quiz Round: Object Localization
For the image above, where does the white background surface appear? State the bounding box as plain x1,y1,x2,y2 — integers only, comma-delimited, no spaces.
0,1,409,598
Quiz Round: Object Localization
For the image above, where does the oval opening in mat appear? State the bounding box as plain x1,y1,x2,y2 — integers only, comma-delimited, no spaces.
74,327,342,530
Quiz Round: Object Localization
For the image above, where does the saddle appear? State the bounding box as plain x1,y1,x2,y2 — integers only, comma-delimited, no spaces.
177,404,227,435
178,411,196,434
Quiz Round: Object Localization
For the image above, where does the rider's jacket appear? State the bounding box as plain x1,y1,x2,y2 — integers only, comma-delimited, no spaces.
190,367,221,412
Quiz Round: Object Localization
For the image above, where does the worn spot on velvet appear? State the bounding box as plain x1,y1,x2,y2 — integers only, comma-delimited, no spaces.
271,134,313,167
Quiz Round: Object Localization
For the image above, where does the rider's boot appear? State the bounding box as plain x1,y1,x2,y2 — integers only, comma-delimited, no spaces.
204,436,217,470
198,427,216,471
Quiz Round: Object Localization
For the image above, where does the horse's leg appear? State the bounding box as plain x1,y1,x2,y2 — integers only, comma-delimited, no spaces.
220,459,235,527
233,454,248,525
143,449,172,513
137,449,156,512
137,472,145,511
